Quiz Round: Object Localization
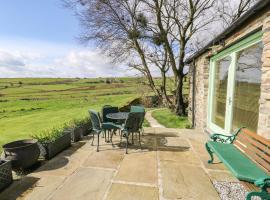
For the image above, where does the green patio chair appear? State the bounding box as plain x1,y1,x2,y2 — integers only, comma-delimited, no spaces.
102,106,119,123
101,106,120,140
89,110,121,151
130,105,145,113
130,105,145,135
121,112,144,154
89,110,102,152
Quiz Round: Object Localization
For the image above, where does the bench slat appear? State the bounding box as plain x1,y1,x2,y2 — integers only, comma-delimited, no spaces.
242,129,270,146
237,135,270,165
235,137,270,172
239,133,270,156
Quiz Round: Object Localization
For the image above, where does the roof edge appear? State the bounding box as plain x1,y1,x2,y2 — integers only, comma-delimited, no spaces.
185,0,270,64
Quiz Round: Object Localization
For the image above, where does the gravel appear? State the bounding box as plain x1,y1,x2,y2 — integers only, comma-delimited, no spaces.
213,181,261,200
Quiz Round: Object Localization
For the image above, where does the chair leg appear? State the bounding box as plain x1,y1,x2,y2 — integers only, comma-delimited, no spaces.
139,132,141,149
205,143,214,164
132,132,134,144
120,131,122,142
126,135,129,154
97,133,99,152
91,132,94,146
111,131,114,147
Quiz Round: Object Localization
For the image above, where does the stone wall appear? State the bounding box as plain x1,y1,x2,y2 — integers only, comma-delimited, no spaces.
188,8,270,138
258,11,270,138
188,53,209,130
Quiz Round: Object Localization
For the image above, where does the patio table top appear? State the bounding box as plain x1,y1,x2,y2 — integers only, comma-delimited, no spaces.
106,112,129,120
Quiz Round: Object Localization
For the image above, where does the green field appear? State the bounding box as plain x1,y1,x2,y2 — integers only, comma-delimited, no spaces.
0,78,151,149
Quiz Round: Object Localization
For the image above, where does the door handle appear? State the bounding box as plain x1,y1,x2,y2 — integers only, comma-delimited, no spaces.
228,97,232,105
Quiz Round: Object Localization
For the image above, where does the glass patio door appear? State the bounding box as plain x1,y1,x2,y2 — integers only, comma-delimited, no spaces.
208,32,263,135
208,56,233,134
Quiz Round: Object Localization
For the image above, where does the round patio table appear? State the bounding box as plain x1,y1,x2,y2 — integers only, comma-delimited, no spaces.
106,112,129,121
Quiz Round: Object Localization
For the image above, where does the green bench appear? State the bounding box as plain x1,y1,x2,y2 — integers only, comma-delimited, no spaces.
206,127,270,200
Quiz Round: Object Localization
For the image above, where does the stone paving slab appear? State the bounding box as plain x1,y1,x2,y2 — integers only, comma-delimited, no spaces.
106,183,159,200
82,148,124,169
160,161,219,200
49,167,114,200
159,147,201,166
208,170,239,182
0,176,40,200
25,176,65,200
32,148,91,177
115,151,158,185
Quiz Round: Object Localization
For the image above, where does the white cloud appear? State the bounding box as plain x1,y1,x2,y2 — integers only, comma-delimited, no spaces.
0,51,25,67
0,37,137,78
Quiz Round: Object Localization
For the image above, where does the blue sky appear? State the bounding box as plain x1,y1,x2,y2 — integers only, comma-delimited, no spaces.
0,0,134,78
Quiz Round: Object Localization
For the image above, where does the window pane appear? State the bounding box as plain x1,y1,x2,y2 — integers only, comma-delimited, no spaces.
232,42,263,132
212,56,231,129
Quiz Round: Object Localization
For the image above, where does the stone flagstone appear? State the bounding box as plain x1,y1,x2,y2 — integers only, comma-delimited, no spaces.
49,167,114,200
106,183,159,200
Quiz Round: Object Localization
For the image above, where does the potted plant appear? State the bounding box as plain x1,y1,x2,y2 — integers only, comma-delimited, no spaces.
80,117,92,136
69,119,83,142
70,118,92,142
0,160,12,191
32,126,71,160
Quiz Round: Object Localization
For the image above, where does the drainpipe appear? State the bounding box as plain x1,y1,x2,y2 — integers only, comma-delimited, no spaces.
191,60,196,129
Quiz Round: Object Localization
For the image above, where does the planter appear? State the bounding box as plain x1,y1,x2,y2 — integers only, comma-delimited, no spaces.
41,132,71,160
2,139,40,169
71,127,82,142
82,124,91,136
0,160,12,191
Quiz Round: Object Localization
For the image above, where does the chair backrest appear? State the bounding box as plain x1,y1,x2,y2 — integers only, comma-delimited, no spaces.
89,110,101,132
124,112,142,132
138,112,145,128
130,105,145,113
233,128,270,173
102,106,119,123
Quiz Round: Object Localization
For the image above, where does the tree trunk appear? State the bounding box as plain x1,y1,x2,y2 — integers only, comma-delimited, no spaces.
175,77,186,116
161,70,173,108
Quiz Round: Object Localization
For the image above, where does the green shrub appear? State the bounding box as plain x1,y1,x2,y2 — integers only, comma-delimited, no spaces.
72,117,91,128
32,125,68,144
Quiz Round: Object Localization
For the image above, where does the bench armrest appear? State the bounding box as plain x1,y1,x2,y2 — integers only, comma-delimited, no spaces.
210,133,235,144
255,178,270,191
210,127,245,144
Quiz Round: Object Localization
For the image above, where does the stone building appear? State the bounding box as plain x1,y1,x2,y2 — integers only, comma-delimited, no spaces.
186,0,270,138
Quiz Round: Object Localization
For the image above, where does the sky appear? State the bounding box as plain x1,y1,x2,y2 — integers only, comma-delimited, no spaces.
0,0,135,78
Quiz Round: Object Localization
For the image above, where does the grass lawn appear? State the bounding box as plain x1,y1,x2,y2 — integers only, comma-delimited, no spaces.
143,118,150,127
151,108,191,128
0,78,152,151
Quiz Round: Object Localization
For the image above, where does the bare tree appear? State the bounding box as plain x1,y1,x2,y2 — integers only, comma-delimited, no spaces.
216,0,258,28
64,0,257,116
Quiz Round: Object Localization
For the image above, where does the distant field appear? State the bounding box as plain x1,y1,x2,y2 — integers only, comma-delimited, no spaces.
0,77,152,150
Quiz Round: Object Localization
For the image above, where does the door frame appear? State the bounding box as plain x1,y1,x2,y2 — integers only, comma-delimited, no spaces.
207,31,263,135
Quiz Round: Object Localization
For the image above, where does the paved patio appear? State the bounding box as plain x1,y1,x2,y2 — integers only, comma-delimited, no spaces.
0,127,238,200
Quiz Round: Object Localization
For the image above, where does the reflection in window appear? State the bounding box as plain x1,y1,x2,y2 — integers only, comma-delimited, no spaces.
232,42,263,132
212,56,231,129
